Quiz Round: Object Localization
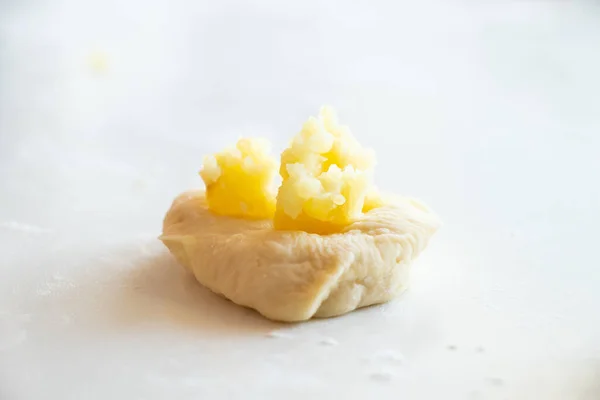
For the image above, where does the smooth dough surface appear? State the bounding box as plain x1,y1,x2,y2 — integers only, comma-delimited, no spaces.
160,191,440,322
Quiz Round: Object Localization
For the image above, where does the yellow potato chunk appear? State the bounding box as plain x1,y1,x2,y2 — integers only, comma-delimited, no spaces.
199,138,277,219
274,106,380,234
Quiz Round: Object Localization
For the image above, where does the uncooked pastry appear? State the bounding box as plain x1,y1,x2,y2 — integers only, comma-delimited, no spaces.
160,190,440,322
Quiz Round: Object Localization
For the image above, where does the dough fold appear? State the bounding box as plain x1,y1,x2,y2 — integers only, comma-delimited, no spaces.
161,190,440,322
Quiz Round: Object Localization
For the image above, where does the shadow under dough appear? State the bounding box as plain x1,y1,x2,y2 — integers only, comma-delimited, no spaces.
107,248,283,336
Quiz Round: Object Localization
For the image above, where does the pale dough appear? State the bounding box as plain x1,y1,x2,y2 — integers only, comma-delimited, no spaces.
160,190,440,322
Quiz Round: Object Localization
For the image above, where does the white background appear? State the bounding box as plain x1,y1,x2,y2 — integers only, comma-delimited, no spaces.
1,0,599,399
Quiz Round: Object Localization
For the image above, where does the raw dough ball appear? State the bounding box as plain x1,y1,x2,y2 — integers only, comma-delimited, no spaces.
160,191,440,322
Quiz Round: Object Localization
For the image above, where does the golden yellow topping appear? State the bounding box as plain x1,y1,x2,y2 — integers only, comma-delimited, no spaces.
199,138,277,219
274,106,379,234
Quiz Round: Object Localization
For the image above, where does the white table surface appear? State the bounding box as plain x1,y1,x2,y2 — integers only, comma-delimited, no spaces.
1,0,599,399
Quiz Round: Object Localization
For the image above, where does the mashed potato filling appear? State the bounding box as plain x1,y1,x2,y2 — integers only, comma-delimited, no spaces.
274,106,380,234
199,138,277,219
198,107,381,233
